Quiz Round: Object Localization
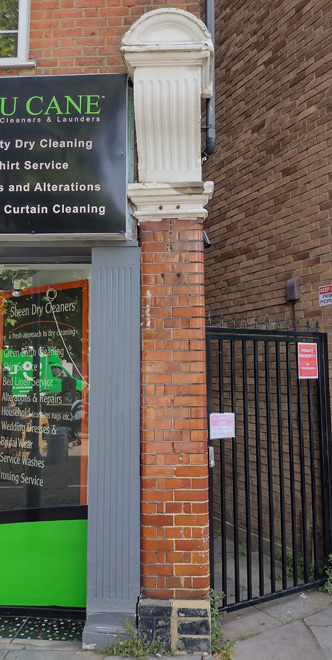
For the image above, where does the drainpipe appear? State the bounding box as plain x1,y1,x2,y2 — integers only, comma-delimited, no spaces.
202,0,215,162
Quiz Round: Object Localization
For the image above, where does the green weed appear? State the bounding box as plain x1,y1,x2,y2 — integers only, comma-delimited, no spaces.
275,549,317,582
210,589,235,659
285,552,316,582
237,632,259,641
239,543,247,557
321,554,332,593
101,620,167,660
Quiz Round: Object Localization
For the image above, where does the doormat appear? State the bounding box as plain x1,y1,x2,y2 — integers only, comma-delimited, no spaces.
0,615,84,641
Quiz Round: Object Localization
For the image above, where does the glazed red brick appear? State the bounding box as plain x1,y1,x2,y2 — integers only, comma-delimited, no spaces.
140,219,210,600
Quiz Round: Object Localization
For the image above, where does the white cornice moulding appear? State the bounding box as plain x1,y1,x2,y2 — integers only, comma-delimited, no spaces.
121,9,214,185
128,182,214,221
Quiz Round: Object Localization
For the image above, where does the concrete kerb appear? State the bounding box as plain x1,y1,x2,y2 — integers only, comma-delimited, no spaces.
0,644,210,660
0,630,212,660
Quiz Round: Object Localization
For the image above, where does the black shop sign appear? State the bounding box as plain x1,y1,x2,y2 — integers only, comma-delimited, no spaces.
0,74,127,235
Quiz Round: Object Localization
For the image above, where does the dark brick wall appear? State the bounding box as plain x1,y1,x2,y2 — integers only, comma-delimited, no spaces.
203,0,332,343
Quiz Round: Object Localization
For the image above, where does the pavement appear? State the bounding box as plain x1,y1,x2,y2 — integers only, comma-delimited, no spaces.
221,588,332,660
0,589,331,659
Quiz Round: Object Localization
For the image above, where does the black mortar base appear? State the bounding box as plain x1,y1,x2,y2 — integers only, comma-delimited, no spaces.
138,600,172,652
138,598,211,654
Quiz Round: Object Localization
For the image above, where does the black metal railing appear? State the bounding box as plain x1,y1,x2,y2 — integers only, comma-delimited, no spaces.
207,314,332,611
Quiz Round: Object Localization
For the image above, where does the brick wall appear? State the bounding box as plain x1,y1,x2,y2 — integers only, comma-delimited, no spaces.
140,219,210,600
0,0,200,77
202,0,332,592
203,0,332,341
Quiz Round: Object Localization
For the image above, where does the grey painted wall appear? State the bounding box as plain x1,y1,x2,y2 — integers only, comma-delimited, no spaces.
83,244,141,646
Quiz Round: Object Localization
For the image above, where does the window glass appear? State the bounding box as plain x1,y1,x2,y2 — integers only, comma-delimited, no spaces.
0,0,19,58
0,265,90,513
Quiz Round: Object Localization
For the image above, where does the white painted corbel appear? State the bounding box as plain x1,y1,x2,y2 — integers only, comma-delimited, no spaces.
121,9,214,187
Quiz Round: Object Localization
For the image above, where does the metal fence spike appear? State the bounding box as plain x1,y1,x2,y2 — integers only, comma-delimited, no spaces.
232,312,236,328
315,320,320,332
265,315,269,329
295,318,300,331
276,316,280,330
207,311,212,326
255,314,258,328
286,317,290,330
243,313,248,328
220,313,224,328
306,320,310,331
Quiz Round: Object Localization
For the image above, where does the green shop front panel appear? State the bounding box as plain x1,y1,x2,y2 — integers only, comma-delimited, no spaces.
0,519,87,607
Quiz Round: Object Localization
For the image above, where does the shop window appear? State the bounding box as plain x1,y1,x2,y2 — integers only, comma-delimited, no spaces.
0,265,90,516
0,0,30,64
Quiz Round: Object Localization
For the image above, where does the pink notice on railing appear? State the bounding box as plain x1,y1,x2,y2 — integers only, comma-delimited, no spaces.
209,412,235,439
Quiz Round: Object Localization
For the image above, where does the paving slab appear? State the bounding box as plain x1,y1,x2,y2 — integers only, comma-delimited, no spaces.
232,620,325,660
256,589,332,623
305,607,332,660
221,605,282,640
305,608,332,627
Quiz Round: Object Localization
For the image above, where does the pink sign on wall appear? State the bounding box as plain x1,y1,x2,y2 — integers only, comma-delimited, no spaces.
298,343,318,380
210,413,235,439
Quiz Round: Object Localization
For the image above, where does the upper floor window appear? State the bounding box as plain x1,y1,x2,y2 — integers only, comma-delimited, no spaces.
0,0,31,66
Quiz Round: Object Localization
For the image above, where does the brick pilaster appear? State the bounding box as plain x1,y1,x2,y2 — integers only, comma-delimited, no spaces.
139,218,210,601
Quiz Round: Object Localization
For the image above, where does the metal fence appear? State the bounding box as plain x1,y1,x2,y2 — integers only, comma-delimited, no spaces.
207,318,332,611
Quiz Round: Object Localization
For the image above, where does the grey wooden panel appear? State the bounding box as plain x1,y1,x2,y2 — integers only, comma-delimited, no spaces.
86,245,140,614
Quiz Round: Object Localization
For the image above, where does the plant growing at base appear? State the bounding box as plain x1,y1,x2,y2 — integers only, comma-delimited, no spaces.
321,554,332,593
101,620,167,660
275,549,317,582
239,542,247,557
210,589,235,659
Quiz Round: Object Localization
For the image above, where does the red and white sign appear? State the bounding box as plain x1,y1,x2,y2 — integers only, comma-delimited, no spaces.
319,285,332,306
210,412,235,439
298,343,318,379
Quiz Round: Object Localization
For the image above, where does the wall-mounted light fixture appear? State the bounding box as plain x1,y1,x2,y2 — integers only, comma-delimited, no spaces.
286,278,300,301
12,279,22,297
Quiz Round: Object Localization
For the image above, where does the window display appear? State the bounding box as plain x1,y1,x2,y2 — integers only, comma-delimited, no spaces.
0,267,89,513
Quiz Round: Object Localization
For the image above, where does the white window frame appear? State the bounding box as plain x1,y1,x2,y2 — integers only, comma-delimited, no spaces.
0,0,34,68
